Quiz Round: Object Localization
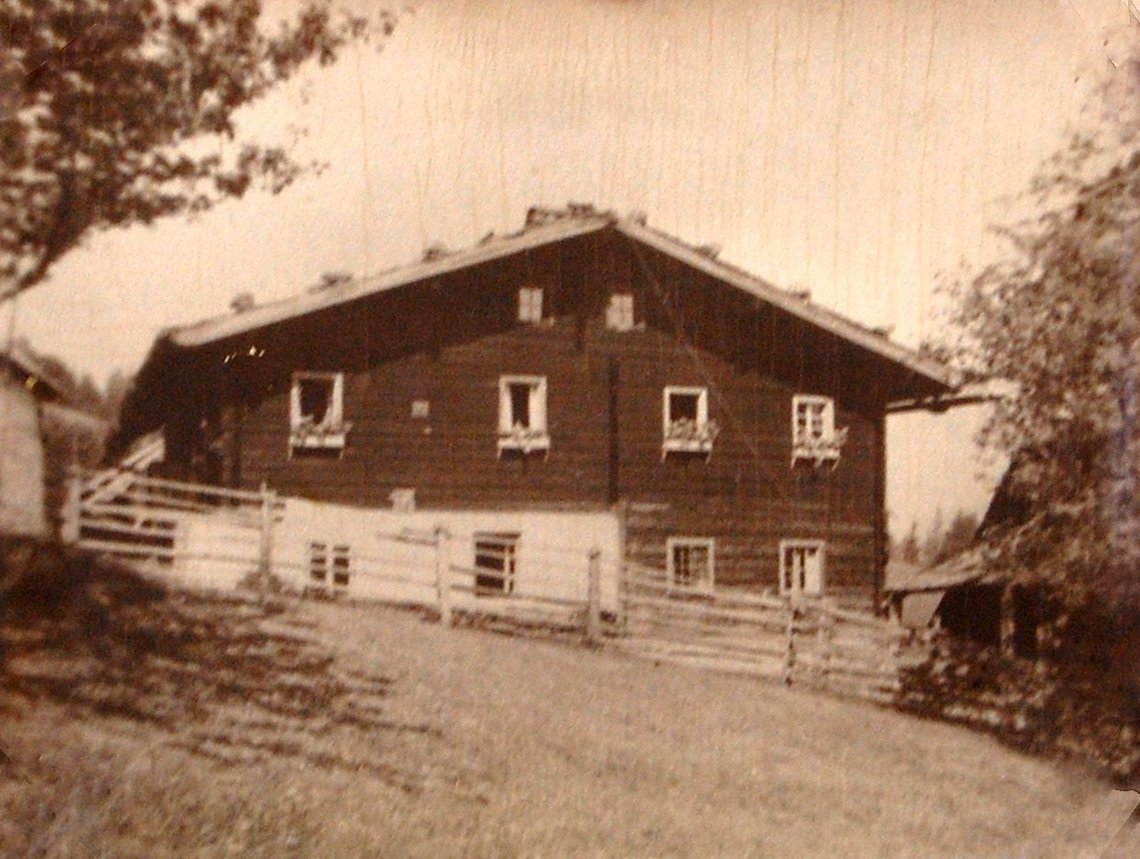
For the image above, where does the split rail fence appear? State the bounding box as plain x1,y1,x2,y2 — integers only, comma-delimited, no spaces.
66,469,917,703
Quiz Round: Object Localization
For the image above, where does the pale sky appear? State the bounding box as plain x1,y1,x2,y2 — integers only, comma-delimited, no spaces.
5,0,1136,536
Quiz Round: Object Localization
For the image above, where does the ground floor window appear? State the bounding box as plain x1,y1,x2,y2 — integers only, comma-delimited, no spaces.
667,537,715,590
779,539,824,596
474,532,519,595
309,541,350,589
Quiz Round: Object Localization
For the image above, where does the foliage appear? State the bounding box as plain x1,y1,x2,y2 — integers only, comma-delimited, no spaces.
895,520,921,565
10,337,129,420
940,53,1140,616
0,0,396,300
927,510,980,566
899,634,1140,788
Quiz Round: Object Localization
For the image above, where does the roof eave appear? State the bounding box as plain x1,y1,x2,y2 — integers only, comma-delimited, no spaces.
615,220,953,392
170,216,613,349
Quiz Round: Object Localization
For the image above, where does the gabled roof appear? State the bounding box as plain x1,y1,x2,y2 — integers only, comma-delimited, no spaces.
882,545,1006,594
164,208,951,391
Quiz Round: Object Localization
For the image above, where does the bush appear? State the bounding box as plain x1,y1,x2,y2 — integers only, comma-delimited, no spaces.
899,635,1140,787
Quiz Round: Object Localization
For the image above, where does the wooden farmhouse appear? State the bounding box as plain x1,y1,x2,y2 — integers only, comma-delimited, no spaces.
122,207,951,611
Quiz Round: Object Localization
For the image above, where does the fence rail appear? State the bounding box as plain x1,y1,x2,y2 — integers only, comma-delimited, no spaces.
66,469,915,704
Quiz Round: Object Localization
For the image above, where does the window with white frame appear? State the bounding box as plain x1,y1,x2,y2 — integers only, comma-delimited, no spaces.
791,394,846,466
474,532,519,595
518,287,543,323
308,541,351,590
663,386,718,455
497,375,549,454
779,539,824,596
290,372,350,453
667,537,715,590
605,293,635,331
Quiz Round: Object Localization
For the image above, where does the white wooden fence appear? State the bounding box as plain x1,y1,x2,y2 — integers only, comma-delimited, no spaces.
65,469,912,702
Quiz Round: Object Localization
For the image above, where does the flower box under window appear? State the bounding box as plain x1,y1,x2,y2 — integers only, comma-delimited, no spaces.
290,372,351,454
663,386,718,456
791,394,846,467
497,376,550,456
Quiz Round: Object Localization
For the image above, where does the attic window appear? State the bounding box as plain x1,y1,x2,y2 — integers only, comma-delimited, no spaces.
779,540,824,596
606,293,635,331
290,372,350,454
518,287,543,323
663,386,717,456
498,375,549,455
791,395,846,467
667,537,715,590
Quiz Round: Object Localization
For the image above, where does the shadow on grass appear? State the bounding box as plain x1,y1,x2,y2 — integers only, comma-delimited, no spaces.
0,537,438,791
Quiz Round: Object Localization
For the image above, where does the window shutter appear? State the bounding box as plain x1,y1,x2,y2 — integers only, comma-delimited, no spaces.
498,380,510,432
531,380,547,431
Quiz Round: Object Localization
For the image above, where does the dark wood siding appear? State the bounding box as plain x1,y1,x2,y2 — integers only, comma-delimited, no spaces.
169,230,891,610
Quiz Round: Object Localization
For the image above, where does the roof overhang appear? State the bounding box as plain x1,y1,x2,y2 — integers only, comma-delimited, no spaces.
883,545,1007,595
160,210,951,394
616,221,952,392
170,216,611,349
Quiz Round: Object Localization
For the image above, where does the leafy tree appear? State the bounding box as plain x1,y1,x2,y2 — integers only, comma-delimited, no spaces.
896,520,921,565
941,53,1140,616
928,510,979,566
0,0,396,301
921,507,944,566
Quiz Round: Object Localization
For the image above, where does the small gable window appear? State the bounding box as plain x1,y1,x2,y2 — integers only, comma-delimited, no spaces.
518,287,543,323
779,539,824,596
290,372,350,454
605,293,635,331
791,394,846,466
498,375,549,455
663,386,718,456
667,537,715,591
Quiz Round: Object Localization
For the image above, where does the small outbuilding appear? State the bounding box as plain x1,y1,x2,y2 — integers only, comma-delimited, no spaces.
0,345,62,536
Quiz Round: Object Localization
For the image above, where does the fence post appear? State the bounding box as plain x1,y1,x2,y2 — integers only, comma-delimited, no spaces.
435,526,452,627
587,547,602,645
816,606,834,688
783,603,798,685
258,481,276,586
61,466,83,544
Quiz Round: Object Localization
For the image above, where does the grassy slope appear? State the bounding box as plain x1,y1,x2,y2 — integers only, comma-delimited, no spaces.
1,581,1132,858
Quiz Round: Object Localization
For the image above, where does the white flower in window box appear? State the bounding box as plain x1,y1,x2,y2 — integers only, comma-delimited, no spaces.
663,416,720,453
497,376,550,456
497,422,551,455
792,425,849,468
291,414,354,449
662,386,717,456
290,372,350,450
791,394,848,467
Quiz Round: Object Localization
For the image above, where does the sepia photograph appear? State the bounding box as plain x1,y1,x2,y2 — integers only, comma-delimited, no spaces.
2,1,1138,856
